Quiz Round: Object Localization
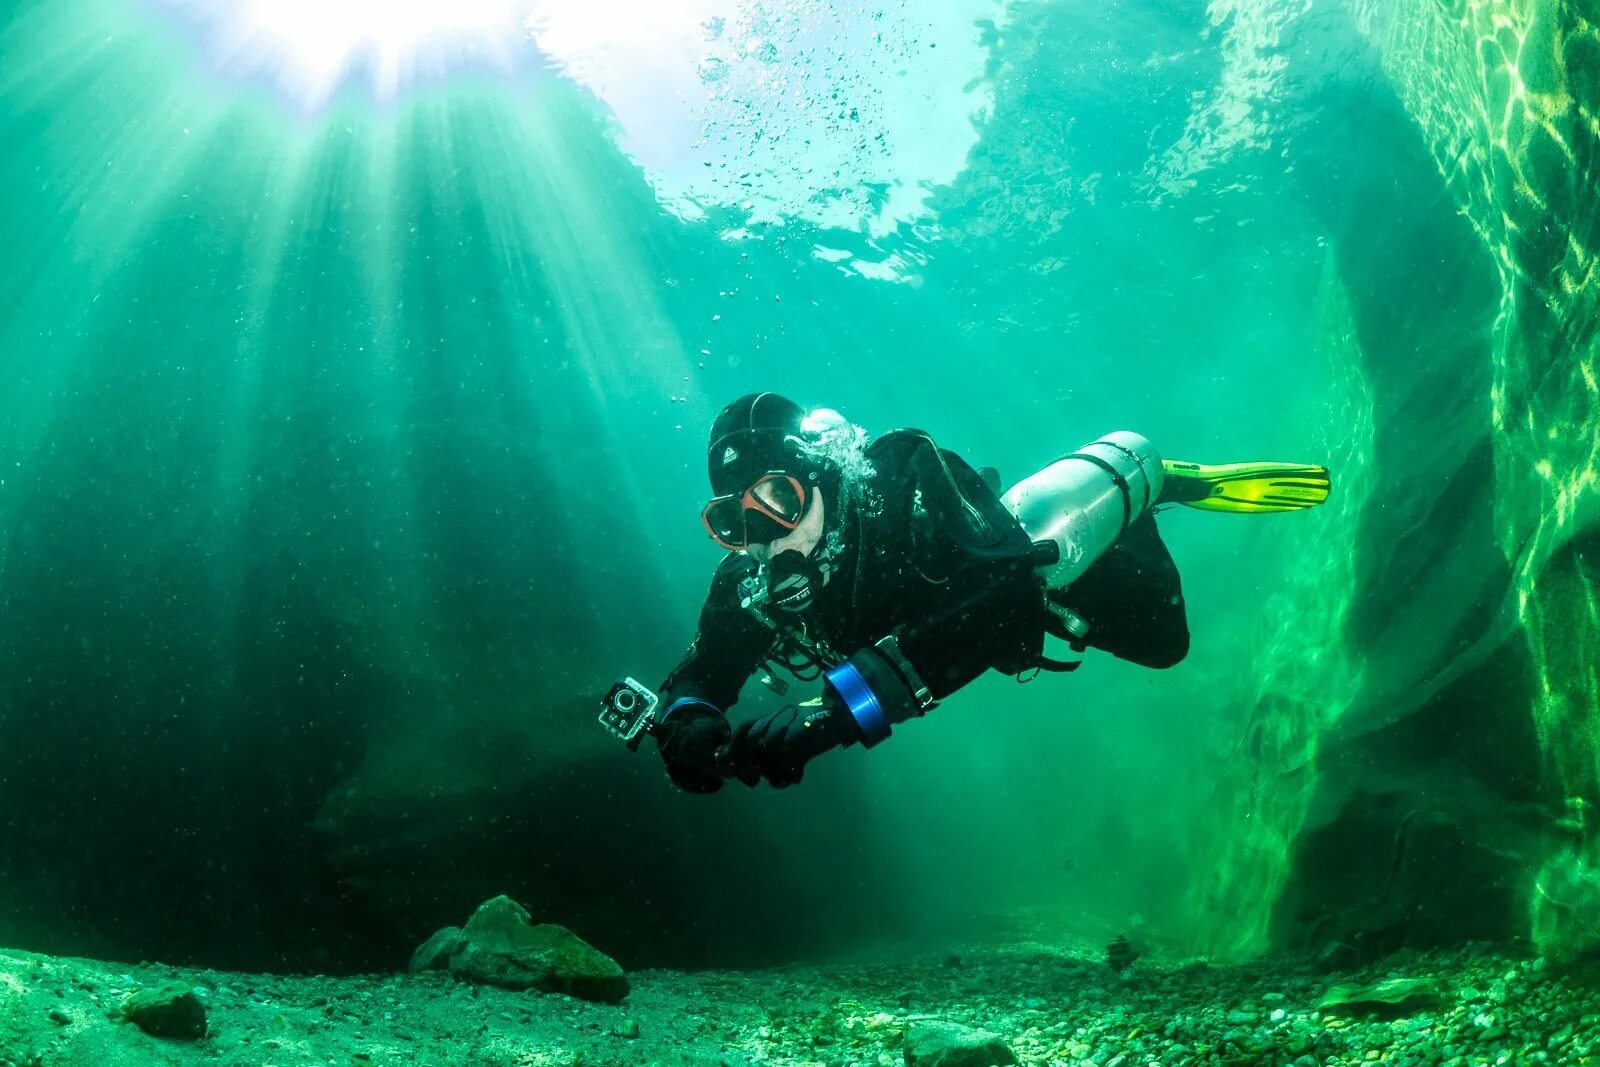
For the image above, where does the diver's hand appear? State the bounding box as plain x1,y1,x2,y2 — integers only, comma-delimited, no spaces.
656,704,732,794
726,703,858,789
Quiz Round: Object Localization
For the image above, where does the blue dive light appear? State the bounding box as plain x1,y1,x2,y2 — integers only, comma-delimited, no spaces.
824,641,931,749
826,659,891,747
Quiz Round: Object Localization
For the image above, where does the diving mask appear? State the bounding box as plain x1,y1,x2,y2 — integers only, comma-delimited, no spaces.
701,471,810,551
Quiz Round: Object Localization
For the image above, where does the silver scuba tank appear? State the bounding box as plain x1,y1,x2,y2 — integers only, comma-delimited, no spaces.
1001,431,1165,591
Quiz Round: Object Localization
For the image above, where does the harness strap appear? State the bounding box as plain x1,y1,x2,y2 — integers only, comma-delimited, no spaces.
1068,450,1133,533
1095,437,1154,516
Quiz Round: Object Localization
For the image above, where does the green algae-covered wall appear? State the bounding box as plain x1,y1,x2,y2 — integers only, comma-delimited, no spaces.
1385,0,1600,960
1195,0,1600,961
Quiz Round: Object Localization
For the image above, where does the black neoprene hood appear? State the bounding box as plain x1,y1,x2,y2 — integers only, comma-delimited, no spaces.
706,392,808,496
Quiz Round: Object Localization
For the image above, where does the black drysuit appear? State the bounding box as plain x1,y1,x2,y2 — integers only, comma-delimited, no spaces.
659,429,1190,722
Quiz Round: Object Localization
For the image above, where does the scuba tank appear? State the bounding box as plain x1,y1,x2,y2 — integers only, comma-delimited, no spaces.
1002,431,1165,591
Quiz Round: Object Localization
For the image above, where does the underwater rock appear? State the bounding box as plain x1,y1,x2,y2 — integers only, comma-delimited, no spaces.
903,1021,1017,1067
1317,976,1442,1018
409,925,464,973
448,895,629,1003
1105,934,1140,974
1529,851,1600,962
1314,941,1363,974
121,982,207,1039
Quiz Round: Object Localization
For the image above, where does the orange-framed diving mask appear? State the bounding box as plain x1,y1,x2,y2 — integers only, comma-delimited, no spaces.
701,472,809,551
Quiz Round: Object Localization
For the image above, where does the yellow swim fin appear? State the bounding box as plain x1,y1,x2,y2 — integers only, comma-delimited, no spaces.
1159,459,1331,513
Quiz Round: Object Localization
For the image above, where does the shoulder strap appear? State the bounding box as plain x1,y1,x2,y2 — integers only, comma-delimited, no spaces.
881,428,1000,545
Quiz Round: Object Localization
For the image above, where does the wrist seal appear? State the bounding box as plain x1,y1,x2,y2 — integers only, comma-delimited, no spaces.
658,697,727,730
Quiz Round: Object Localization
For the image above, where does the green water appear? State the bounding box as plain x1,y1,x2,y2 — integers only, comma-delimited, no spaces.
0,0,1595,972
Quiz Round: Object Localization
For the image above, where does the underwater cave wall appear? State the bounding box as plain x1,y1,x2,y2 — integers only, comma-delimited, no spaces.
1270,0,1598,959
1350,0,1600,959
1189,0,1599,960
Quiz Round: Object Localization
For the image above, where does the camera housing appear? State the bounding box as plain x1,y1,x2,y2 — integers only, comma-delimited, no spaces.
598,677,660,750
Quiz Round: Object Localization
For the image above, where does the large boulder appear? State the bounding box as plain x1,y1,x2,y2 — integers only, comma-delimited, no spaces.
904,1021,1017,1067
426,896,629,1004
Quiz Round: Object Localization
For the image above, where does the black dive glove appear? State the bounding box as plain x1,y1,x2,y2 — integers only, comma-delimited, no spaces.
727,701,861,789
656,703,732,794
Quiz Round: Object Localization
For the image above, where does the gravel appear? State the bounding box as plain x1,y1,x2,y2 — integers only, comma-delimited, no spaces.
1,937,1598,1065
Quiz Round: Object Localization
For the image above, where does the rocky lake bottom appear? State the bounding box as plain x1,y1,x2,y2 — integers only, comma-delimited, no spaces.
2,931,1598,1066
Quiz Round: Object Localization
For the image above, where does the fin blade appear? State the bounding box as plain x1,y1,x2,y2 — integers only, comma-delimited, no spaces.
1160,460,1331,514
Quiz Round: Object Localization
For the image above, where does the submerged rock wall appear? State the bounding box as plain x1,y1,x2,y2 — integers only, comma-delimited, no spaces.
1187,0,1598,960
1185,253,1377,958
1232,0,1600,959
1361,0,1600,959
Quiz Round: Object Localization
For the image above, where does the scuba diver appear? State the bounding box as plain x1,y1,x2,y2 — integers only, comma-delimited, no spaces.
599,392,1330,792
